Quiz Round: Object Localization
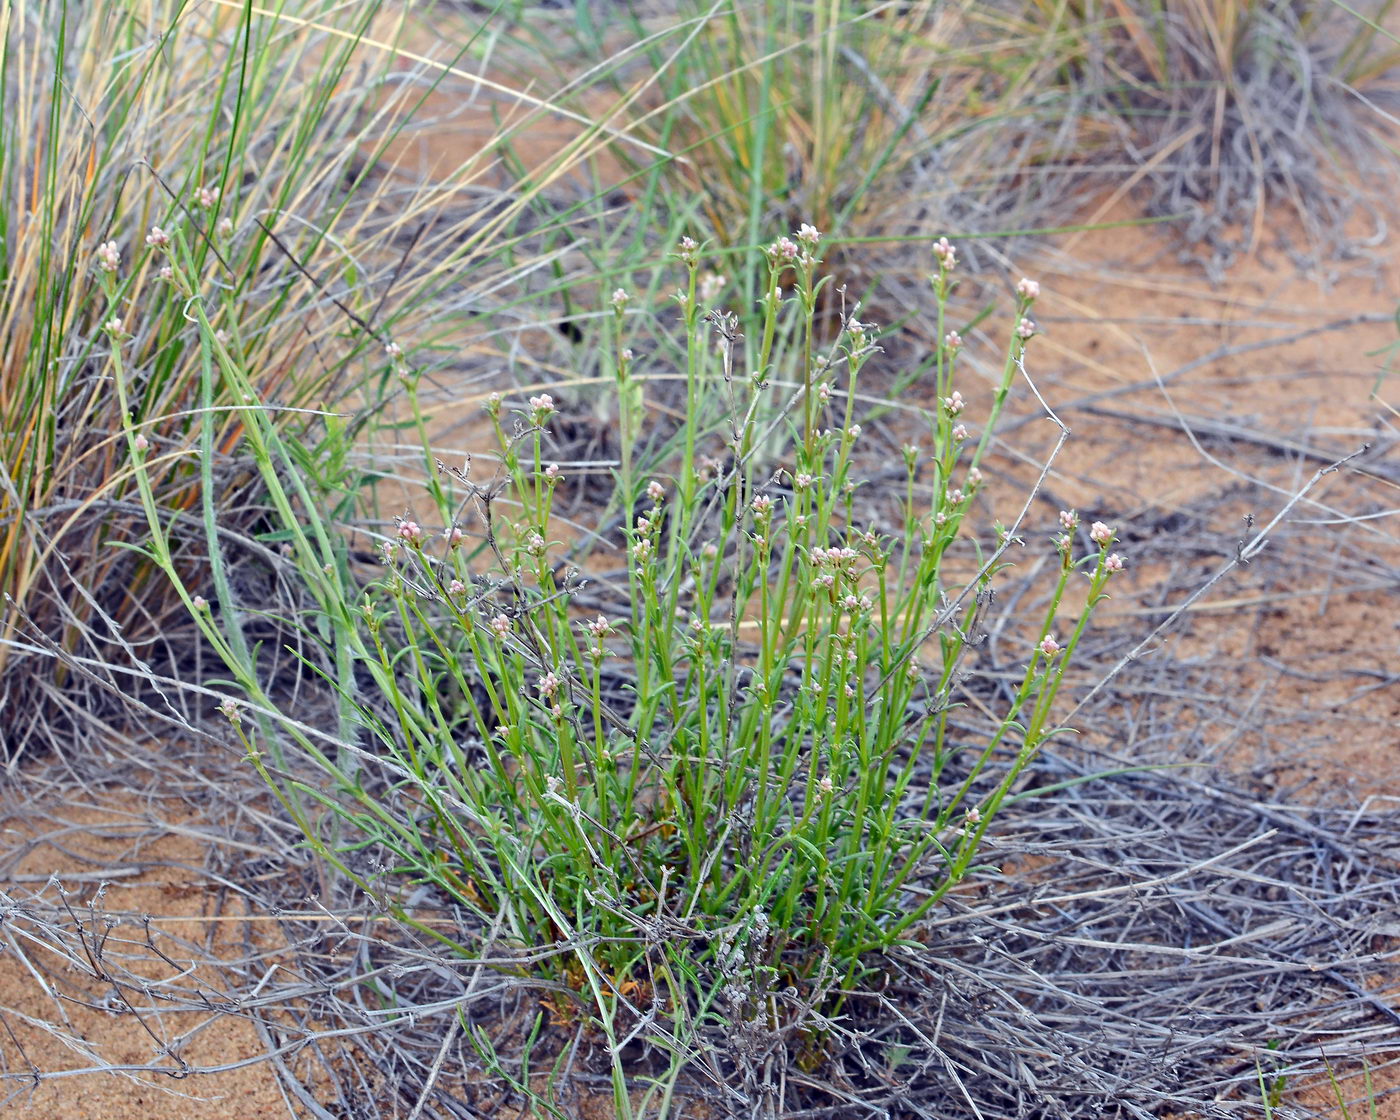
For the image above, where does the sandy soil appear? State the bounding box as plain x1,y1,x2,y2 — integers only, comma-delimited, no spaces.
0,786,294,1117
1018,205,1399,802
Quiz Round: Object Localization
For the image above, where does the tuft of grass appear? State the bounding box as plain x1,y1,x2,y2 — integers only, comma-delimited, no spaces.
1001,0,1400,266
499,1,1091,310
148,229,1127,1115
0,0,663,763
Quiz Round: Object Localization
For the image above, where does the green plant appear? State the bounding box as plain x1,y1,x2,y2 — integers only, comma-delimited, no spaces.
140,226,1127,1113
1321,1054,1383,1120
1257,1038,1288,1113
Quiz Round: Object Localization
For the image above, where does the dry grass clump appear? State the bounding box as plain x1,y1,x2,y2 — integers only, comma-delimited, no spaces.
987,0,1400,273
0,0,644,764
496,0,1399,289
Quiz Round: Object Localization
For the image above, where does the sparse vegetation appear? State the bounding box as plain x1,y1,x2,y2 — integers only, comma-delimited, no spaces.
2,1,1397,1118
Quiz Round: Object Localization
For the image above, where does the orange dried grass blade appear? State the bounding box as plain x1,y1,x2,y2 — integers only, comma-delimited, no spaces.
1109,0,1166,85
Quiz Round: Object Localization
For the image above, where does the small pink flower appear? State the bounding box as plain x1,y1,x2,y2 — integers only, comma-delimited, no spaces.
952,423,968,442
964,805,982,825
145,226,170,249
195,185,219,209
528,394,556,422
133,433,149,452
544,463,562,482
967,467,983,486
1016,317,1037,340
1038,634,1061,658
847,424,861,440
770,236,799,261
1105,553,1125,573
1016,277,1040,301
192,595,208,611
1089,521,1113,546
610,288,630,311
945,488,965,506
157,264,174,281
646,479,665,503
632,538,652,563
217,698,241,723
104,317,123,335
447,526,464,547
585,615,611,638
489,614,511,637
1059,509,1079,531
818,775,834,794
217,217,233,237
944,329,963,351
449,579,466,595
793,472,814,490
537,671,561,699
525,532,546,556
397,520,423,543
932,237,957,271
95,240,120,272
943,390,964,417
751,494,773,517
796,223,821,246
384,341,402,358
